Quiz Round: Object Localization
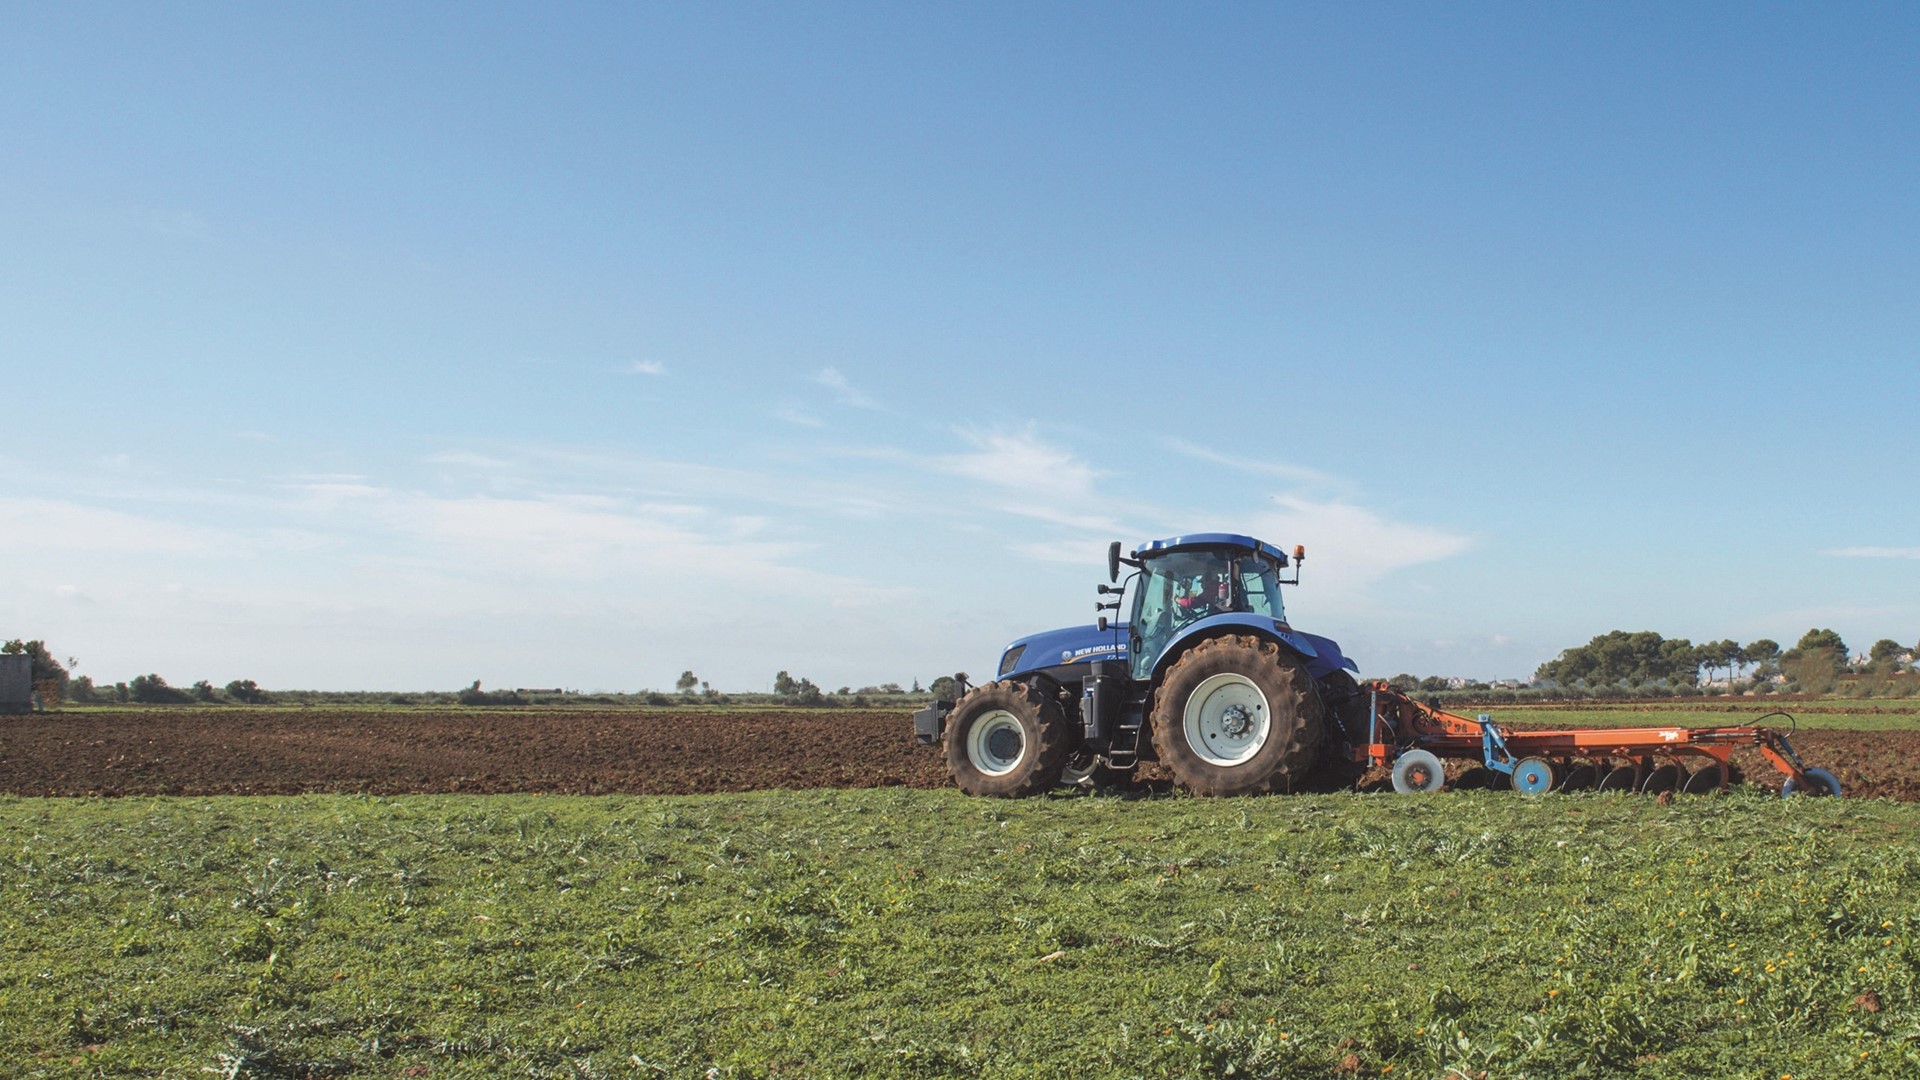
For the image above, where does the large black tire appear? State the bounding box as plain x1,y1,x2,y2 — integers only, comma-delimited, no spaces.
943,680,1073,797
1149,635,1324,796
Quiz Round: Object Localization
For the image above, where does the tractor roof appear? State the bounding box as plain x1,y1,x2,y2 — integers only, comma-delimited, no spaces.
1134,533,1290,564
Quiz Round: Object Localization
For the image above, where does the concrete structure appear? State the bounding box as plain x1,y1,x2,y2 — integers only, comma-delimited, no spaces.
0,654,30,714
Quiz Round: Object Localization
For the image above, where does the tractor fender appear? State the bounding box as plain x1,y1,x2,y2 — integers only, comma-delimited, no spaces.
1150,616,1319,683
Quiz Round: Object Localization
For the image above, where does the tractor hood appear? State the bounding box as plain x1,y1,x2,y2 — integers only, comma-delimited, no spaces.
995,623,1128,680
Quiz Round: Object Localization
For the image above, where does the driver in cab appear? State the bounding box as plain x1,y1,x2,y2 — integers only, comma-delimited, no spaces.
1174,571,1235,621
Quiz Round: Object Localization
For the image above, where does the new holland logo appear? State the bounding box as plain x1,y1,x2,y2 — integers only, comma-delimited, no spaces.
1063,645,1127,663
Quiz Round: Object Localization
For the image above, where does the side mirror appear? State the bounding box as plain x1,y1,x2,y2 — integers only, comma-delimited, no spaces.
1108,541,1122,583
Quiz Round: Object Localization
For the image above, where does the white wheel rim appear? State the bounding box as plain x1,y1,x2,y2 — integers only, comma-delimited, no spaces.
1182,673,1271,767
967,710,1026,776
1394,750,1443,793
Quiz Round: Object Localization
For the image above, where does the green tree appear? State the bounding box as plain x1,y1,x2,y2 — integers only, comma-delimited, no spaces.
1787,628,1849,664
1745,639,1781,673
927,673,969,702
1694,639,1737,684
190,680,220,703
129,674,193,704
676,670,699,695
224,679,270,704
1868,639,1908,672
1780,629,1848,693
1535,631,1700,688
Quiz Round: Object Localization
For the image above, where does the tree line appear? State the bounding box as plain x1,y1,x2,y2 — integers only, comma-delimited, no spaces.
1,642,954,709
1531,628,1918,695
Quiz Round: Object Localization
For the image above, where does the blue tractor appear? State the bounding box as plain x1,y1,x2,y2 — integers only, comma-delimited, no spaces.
913,533,1364,797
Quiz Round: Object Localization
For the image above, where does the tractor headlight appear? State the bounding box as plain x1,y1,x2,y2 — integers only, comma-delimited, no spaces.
998,645,1026,677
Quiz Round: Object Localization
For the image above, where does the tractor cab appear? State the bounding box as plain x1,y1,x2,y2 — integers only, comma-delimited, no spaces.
1123,534,1300,680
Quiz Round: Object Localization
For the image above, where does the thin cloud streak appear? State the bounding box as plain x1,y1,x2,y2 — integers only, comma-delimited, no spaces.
810,367,880,409
1826,546,1920,560
775,405,825,428
1163,438,1345,489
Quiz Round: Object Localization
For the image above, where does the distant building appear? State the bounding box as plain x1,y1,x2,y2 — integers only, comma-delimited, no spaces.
0,655,29,714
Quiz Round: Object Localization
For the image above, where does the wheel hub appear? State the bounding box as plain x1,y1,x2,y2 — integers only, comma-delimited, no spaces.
1219,704,1253,737
986,727,1021,763
966,710,1028,776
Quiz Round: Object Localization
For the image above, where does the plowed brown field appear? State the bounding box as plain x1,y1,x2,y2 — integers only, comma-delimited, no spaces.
2,707,1916,799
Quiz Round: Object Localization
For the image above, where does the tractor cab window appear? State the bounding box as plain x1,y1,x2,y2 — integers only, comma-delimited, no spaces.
1131,549,1255,678
1238,556,1288,619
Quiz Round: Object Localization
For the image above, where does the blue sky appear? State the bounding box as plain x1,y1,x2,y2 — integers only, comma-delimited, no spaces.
4,3,1917,691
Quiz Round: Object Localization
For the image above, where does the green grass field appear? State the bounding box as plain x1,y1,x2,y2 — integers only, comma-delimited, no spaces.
4,789,1917,1078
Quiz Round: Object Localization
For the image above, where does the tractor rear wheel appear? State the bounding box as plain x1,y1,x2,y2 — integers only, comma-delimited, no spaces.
1149,635,1324,796
943,680,1072,797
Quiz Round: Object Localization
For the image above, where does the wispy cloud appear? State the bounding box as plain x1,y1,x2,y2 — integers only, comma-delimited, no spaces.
1826,546,1920,560
0,498,222,555
1234,495,1474,602
1163,438,1344,489
937,427,1102,500
775,405,825,428
810,367,880,409
626,360,666,376
920,427,1143,559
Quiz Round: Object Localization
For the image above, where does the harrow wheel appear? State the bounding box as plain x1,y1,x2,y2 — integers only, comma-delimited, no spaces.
1512,757,1555,795
1682,765,1725,795
1782,767,1843,798
943,680,1072,798
1391,749,1446,793
1596,765,1639,793
1149,635,1323,796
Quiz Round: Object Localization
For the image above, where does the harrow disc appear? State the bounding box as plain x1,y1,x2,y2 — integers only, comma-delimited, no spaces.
1682,765,1725,795
1559,763,1600,792
1451,766,1493,791
1641,763,1684,796
1595,765,1639,793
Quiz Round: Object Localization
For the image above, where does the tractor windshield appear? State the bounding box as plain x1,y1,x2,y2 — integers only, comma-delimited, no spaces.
1129,547,1288,678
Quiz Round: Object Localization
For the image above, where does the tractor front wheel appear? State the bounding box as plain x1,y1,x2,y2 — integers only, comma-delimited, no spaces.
1150,635,1324,796
943,680,1072,797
